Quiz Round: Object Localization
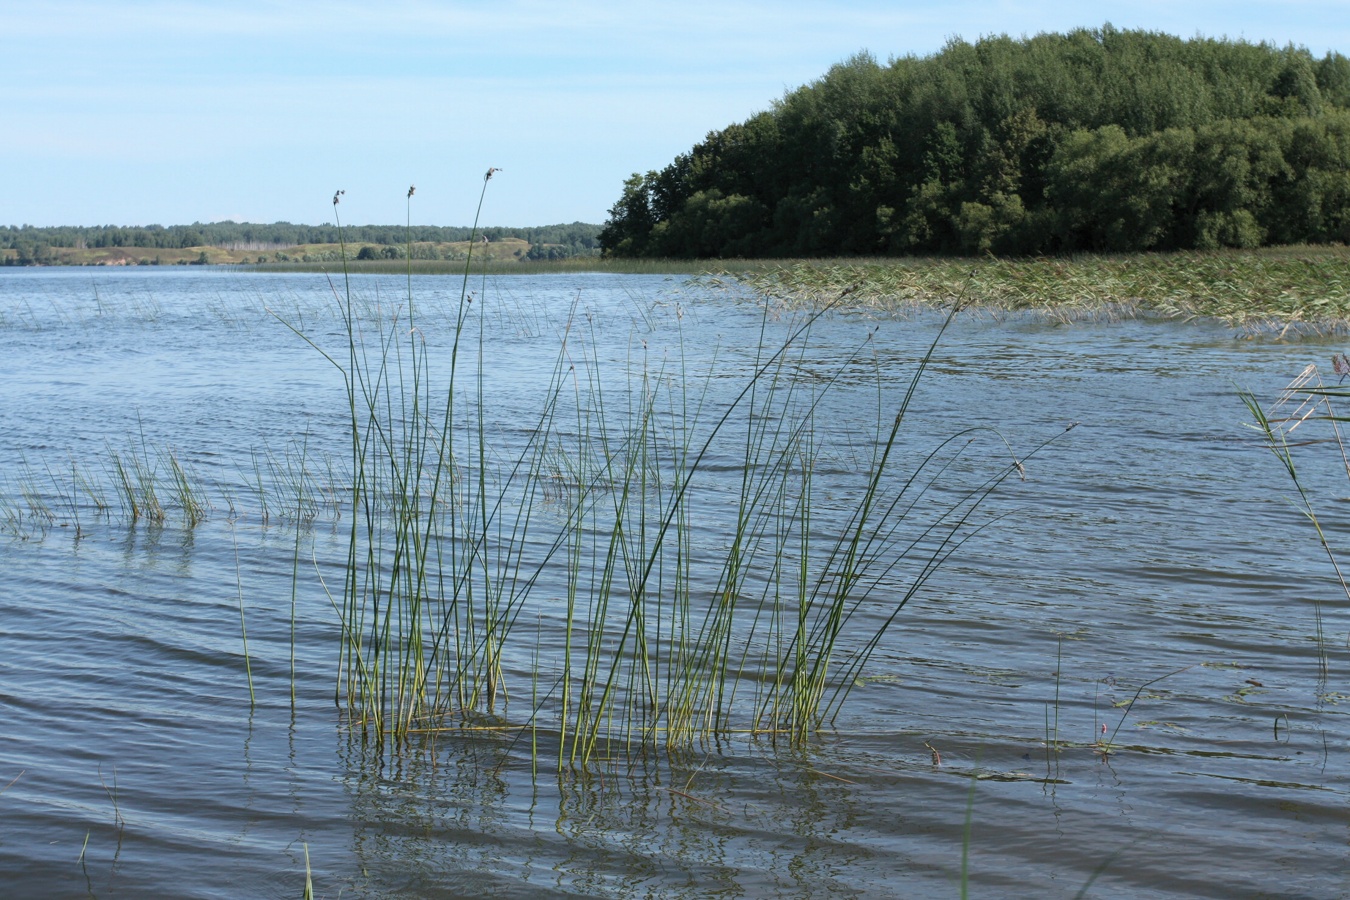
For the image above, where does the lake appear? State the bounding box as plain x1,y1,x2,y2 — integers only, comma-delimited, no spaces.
2,267,1348,898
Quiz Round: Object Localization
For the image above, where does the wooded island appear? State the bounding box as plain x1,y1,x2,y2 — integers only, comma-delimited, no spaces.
599,27,1350,258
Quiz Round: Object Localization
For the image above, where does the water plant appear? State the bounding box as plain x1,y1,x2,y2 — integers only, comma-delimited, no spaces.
106,425,165,525
1241,360,1350,677
166,450,207,527
287,176,1058,765
0,430,348,541
736,246,1350,332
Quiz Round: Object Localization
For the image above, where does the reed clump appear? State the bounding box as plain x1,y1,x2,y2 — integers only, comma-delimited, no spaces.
300,176,1057,764
0,436,341,540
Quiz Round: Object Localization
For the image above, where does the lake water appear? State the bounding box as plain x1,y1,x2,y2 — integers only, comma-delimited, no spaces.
2,267,1349,898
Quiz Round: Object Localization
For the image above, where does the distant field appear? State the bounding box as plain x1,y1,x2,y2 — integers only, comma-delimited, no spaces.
0,237,541,267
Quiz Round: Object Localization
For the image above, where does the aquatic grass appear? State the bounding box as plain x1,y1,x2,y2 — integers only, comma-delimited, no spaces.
71,458,110,516
289,433,313,704
1095,666,1191,756
42,459,82,537
295,179,1055,765
0,463,51,541
0,492,24,539
0,432,346,540
105,446,141,523
110,424,166,524
1046,638,1064,779
102,441,189,527
1241,360,1350,678
235,441,333,528
97,765,124,836
166,450,208,527
736,246,1350,331
230,523,256,707
17,460,55,531
248,448,272,525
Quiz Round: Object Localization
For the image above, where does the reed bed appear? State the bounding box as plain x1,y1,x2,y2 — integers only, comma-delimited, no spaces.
301,177,1058,763
733,247,1350,331
0,438,345,540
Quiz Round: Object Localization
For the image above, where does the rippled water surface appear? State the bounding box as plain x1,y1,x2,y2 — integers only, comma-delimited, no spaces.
3,267,1350,898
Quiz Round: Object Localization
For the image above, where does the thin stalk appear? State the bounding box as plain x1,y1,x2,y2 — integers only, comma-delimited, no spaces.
230,524,255,707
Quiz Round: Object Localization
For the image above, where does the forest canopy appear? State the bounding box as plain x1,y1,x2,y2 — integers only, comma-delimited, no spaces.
599,26,1350,258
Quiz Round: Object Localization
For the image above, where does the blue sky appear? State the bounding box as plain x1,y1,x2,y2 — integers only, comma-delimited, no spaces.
4,0,1348,228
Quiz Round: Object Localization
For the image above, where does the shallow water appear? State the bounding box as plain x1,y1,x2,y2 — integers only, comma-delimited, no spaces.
2,267,1349,898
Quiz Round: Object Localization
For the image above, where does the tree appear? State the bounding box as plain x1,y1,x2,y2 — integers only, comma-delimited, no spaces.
598,173,656,257
600,28,1350,257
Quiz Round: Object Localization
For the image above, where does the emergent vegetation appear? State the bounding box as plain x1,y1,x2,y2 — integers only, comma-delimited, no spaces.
295,179,1056,762
601,26,1350,258
723,245,1350,330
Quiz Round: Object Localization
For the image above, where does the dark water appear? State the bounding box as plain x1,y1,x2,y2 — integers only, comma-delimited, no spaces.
2,267,1349,898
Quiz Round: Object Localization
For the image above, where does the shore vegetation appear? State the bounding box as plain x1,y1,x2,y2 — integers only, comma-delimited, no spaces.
723,245,1350,331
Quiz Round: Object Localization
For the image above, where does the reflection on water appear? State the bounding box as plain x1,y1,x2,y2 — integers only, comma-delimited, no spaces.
2,268,1350,896
335,733,875,898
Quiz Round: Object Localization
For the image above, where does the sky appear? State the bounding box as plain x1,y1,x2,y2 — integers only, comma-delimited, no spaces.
4,0,1349,229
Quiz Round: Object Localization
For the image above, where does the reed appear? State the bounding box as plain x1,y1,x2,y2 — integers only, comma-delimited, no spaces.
230,523,256,707
106,425,165,525
43,459,81,537
166,451,208,527
294,175,1053,764
71,458,110,516
289,433,312,704
1241,360,1350,678
105,447,141,522
0,461,52,540
0,492,23,539
18,460,55,530
0,432,351,541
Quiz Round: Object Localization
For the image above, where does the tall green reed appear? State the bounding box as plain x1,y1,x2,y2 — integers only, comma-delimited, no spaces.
297,176,1052,762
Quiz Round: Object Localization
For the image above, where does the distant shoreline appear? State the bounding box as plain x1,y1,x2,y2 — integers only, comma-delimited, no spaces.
0,221,604,267
6,246,1350,331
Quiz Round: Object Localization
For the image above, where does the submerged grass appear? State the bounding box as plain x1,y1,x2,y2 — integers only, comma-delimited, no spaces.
735,246,1350,332
291,176,1058,764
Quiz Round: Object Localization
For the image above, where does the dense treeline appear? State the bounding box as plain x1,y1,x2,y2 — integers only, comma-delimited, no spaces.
600,27,1350,258
0,221,602,263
